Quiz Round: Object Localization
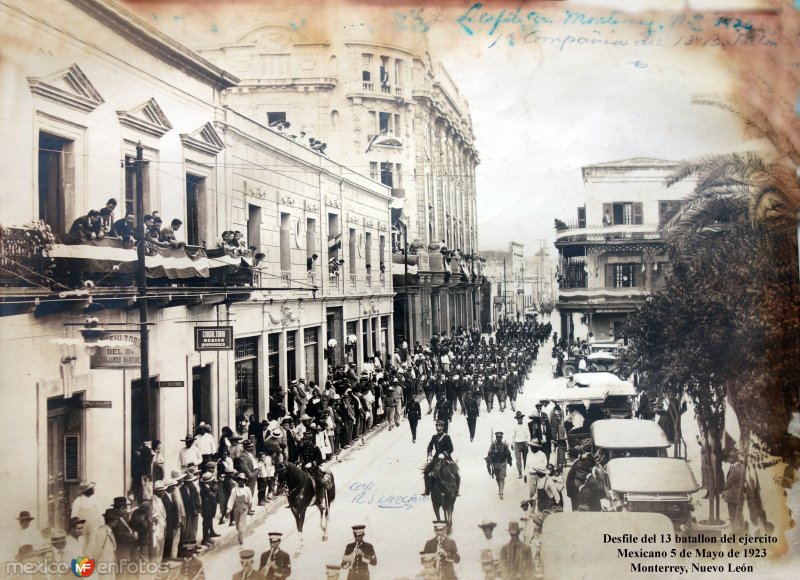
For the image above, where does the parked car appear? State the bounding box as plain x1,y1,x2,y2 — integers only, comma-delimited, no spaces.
591,418,671,462
605,457,699,533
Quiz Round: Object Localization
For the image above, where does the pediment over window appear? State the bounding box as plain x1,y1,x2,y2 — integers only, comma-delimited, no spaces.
117,98,173,138
180,122,224,155
27,64,104,112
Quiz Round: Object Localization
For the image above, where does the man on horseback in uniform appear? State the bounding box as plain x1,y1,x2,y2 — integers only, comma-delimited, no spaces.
296,428,328,503
422,421,455,496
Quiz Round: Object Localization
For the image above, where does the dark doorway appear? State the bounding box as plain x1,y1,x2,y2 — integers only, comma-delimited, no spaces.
186,175,205,246
38,132,73,234
47,394,84,531
131,377,159,451
192,365,212,431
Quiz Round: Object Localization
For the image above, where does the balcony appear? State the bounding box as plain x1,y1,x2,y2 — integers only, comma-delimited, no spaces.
558,286,649,310
280,271,291,288
554,222,663,245
395,86,403,97
379,273,386,288
381,83,391,94
349,274,357,289
0,225,259,292
366,274,372,288
363,81,374,92
307,271,316,286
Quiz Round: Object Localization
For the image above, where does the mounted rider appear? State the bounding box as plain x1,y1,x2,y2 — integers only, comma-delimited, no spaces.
295,427,331,501
422,421,454,496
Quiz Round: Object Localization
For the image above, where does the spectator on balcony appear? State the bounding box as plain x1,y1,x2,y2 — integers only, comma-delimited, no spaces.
329,257,344,277
100,198,117,231
307,253,318,272
144,215,168,248
160,219,185,249
112,213,136,244
602,211,613,227
379,262,386,275
233,231,247,249
68,210,102,242
97,208,114,237
366,263,372,275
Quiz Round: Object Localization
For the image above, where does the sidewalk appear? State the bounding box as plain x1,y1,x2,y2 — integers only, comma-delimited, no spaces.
198,416,395,559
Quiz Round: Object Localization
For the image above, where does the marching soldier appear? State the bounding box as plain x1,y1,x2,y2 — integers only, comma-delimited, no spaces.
341,524,377,580
259,532,292,579
421,521,460,580
233,549,266,580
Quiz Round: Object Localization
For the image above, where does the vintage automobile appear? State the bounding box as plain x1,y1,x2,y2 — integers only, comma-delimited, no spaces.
569,372,636,418
605,457,700,533
586,350,618,372
591,418,671,461
539,512,675,579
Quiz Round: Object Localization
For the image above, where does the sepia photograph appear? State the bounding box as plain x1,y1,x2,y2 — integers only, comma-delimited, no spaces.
0,0,798,578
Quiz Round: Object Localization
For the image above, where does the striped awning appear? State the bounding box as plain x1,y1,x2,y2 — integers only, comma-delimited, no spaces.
49,239,252,280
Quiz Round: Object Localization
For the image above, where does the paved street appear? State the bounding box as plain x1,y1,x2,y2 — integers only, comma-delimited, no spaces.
204,339,567,579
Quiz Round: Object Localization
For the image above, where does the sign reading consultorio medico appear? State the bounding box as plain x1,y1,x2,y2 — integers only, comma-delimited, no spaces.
89,332,141,369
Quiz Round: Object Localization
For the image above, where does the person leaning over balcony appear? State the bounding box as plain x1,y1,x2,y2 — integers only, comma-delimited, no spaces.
307,253,319,271
602,211,613,226
160,219,185,248
68,210,102,241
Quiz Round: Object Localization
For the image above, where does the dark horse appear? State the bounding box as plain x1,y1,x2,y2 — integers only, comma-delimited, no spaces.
425,457,460,533
276,462,335,555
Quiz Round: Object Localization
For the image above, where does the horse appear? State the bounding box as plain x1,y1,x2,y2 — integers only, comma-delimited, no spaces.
276,461,335,555
426,456,460,533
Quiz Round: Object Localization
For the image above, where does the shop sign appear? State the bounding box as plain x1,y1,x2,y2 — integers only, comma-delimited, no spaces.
89,332,140,369
195,326,234,351
80,400,112,408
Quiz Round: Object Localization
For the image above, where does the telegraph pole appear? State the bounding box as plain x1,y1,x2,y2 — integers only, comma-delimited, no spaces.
502,258,507,321
134,141,152,440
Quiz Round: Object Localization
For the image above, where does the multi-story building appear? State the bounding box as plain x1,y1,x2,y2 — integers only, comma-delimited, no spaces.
170,15,486,344
553,158,694,341
0,0,391,535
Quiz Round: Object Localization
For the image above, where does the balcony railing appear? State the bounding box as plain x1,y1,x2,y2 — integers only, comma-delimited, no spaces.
280,271,291,288
307,271,316,286
363,81,374,91
349,274,357,288
365,274,372,288
0,225,52,287
555,223,663,244
380,273,386,288
395,86,403,96
381,83,391,94
0,226,258,291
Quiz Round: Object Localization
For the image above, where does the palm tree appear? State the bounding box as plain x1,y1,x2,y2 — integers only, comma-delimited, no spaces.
662,151,800,248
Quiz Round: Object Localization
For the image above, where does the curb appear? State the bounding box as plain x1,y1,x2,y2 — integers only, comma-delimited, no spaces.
199,417,395,559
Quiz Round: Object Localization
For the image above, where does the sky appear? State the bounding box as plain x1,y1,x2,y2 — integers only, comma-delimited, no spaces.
128,0,778,252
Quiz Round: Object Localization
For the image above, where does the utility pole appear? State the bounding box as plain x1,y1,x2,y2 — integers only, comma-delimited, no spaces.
404,223,411,349
134,141,152,440
521,261,524,319
502,258,507,321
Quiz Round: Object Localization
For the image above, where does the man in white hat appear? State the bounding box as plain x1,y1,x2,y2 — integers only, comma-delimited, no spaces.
71,482,102,550
168,472,186,559
151,480,167,564
421,521,460,580
259,532,292,579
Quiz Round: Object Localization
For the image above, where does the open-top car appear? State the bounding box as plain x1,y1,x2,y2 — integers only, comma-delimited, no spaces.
605,457,699,533
591,418,671,461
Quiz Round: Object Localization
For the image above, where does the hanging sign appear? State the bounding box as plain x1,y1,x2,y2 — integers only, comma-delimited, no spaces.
195,326,234,351
89,332,140,369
